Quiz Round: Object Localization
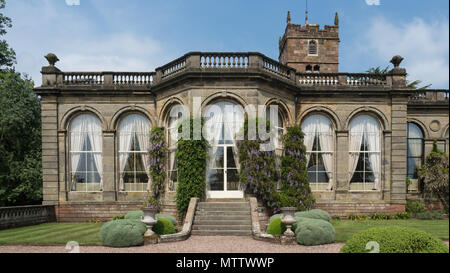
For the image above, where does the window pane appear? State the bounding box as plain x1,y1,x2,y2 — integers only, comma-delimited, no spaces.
76,153,87,172
227,169,239,191
134,153,145,172
208,169,224,191
135,172,148,183
408,123,423,139
74,172,86,183
124,153,134,172
407,157,421,179
86,153,98,172
226,147,237,168
350,171,364,183
212,147,224,168
170,170,178,182
408,139,423,157
123,172,133,183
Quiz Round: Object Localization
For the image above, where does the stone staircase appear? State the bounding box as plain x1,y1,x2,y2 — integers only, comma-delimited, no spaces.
191,200,252,236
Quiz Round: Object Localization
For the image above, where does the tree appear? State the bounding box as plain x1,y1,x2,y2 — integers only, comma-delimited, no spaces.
0,0,16,68
0,0,42,206
366,66,431,90
418,142,449,213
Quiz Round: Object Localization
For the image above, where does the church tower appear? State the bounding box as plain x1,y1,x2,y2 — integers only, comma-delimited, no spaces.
279,11,340,73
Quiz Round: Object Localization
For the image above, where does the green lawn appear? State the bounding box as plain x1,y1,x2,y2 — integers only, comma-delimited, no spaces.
0,223,103,245
0,220,448,246
332,219,449,243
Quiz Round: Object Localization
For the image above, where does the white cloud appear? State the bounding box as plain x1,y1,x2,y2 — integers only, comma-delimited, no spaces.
365,0,380,6
5,1,168,86
360,17,449,88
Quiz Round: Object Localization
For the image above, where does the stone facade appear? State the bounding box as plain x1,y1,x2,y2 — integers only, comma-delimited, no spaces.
34,15,449,222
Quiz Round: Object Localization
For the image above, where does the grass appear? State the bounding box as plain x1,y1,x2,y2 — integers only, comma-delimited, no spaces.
332,219,449,243
0,223,103,246
0,219,448,246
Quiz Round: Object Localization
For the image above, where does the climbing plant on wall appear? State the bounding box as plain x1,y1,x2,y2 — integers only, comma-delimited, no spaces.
175,118,209,218
148,127,167,200
279,125,315,211
237,117,279,210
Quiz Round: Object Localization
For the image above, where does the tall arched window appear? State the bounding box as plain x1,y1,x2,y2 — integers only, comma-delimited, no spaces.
309,40,317,55
203,101,244,198
407,123,424,187
349,114,381,191
70,113,102,192
118,114,151,192
167,105,183,192
302,114,334,191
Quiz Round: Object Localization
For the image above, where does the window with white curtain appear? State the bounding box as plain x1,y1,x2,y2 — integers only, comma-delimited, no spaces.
69,114,102,192
167,111,182,192
301,114,334,191
407,123,424,181
266,105,285,189
118,114,150,192
349,114,381,191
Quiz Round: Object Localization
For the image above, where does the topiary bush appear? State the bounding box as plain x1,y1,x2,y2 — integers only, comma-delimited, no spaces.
406,200,425,215
266,217,286,236
124,210,144,220
295,218,335,246
269,213,284,223
100,219,147,247
294,209,330,222
415,210,444,220
152,217,176,235
156,213,178,226
340,226,449,253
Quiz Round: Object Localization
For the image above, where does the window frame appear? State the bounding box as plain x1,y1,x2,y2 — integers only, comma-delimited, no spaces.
406,123,425,189
308,40,318,56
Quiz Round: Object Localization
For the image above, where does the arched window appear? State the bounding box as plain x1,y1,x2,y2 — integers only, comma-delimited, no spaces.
407,123,424,185
69,114,102,192
313,65,320,73
306,65,312,73
203,101,244,198
302,114,334,191
309,40,317,55
349,115,381,191
167,106,183,192
118,114,151,192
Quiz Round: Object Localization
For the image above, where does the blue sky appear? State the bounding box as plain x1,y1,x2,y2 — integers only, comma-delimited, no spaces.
4,0,449,88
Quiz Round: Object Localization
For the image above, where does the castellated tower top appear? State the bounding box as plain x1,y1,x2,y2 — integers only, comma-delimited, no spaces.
279,11,340,73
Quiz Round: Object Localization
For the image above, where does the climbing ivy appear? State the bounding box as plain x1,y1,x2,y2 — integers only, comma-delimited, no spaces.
279,125,315,211
148,127,167,200
175,118,209,218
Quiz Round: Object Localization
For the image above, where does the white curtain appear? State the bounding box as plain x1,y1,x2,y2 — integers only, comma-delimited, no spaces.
70,114,102,190
118,114,150,191
302,115,334,189
407,123,423,158
204,104,224,169
223,105,244,170
349,115,381,189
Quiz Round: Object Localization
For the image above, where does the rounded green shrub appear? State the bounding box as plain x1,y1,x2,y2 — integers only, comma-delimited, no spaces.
340,226,449,253
124,210,144,220
267,218,286,235
294,209,331,222
295,218,335,246
100,219,147,247
269,213,284,223
156,214,178,226
406,200,425,215
394,212,411,220
152,217,176,235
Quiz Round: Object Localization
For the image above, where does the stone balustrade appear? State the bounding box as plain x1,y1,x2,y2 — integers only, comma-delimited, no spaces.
409,90,450,103
0,205,56,230
40,52,448,103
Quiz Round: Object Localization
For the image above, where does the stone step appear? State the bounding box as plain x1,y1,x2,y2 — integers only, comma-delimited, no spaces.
191,230,252,236
192,224,252,231
195,211,251,216
193,219,251,225
198,202,249,207
194,215,251,221
205,198,246,202
196,207,250,212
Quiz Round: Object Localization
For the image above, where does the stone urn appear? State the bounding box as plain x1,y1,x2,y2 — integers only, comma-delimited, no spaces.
141,206,158,237
280,207,296,237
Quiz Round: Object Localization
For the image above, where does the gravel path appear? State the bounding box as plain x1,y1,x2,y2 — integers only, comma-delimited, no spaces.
0,236,344,253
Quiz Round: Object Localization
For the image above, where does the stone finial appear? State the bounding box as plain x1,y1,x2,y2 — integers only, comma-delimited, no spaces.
45,53,59,66
287,11,291,24
390,55,404,68
334,12,339,26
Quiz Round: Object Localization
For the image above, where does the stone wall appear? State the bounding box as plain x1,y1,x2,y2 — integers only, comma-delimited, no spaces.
0,205,56,230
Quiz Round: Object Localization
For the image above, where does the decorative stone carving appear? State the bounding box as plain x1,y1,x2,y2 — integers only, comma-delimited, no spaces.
390,55,404,68
429,120,441,132
45,53,59,66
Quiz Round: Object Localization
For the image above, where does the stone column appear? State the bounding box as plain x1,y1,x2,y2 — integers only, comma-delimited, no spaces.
335,130,349,196
41,96,59,205
102,130,116,201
